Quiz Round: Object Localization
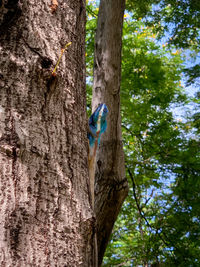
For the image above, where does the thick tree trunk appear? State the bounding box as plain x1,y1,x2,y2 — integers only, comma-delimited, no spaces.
0,0,95,266
92,0,129,265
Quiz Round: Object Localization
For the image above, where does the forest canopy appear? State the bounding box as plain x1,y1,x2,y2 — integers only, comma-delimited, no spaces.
86,0,200,266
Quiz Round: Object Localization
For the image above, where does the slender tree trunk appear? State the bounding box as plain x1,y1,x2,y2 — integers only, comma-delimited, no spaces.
0,0,96,266
92,0,129,265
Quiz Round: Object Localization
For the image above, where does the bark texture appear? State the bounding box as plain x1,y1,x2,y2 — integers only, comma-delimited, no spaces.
0,0,95,266
92,0,129,265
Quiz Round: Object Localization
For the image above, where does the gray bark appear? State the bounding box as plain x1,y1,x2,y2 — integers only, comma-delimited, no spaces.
0,0,95,266
92,0,129,265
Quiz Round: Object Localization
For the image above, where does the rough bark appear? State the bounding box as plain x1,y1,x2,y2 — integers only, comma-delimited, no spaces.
92,0,129,265
0,0,95,266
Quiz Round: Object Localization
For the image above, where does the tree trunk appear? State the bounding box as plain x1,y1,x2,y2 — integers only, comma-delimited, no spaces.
92,0,129,265
0,0,95,266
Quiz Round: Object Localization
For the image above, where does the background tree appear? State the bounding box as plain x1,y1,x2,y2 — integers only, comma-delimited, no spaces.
86,0,200,266
91,0,129,265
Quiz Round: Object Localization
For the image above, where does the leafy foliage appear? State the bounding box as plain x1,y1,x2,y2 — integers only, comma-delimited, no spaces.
127,0,200,86
126,0,200,48
86,0,98,108
86,1,200,266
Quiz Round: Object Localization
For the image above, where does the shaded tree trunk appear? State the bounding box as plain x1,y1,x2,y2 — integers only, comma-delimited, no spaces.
92,0,129,265
0,0,96,266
